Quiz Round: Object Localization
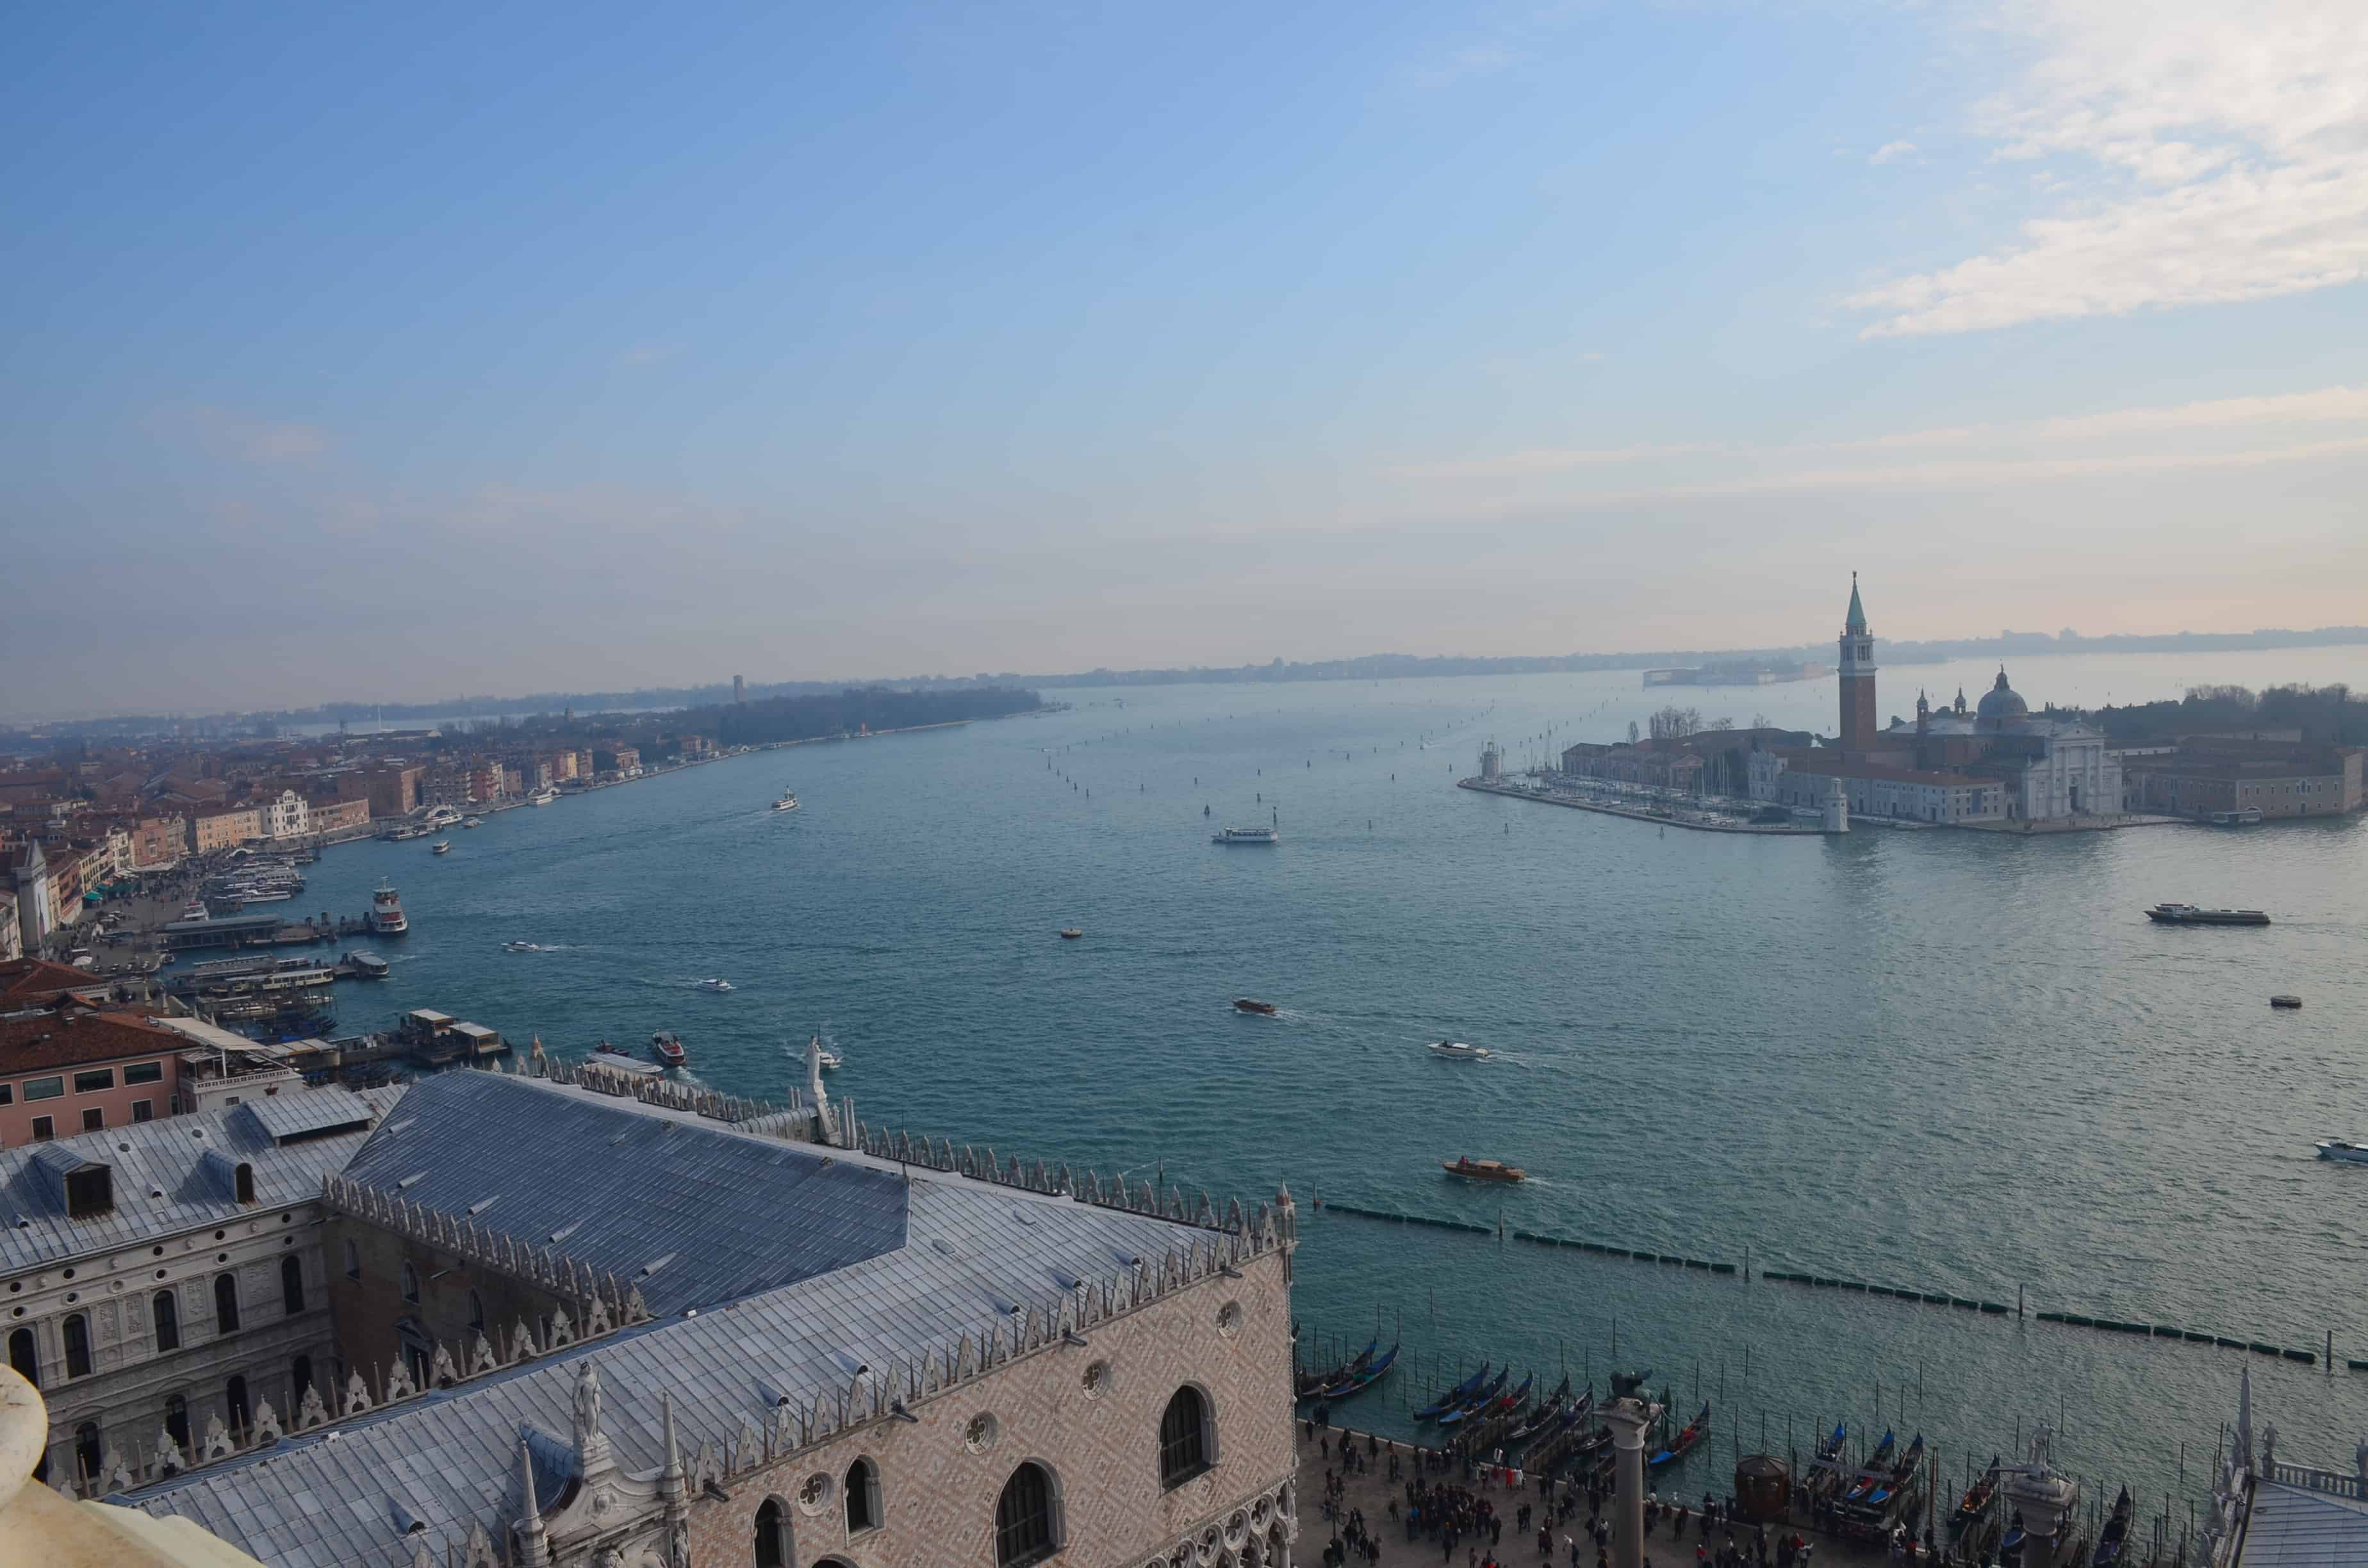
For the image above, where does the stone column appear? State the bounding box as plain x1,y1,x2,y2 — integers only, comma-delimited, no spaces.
1600,1398,1656,1568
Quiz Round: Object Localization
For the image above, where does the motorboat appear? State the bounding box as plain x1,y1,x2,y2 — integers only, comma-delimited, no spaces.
1234,998,1278,1015
1442,1156,1525,1184
1058,927,1083,940
2316,1138,2368,1164
1212,826,1279,844
461,817,482,829
697,977,734,992
651,1031,687,1066
368,883,407,935
431,840,451,855
1427,1040,1493,1061
503,940,545,954
2145,902,2269,925
773,789,800,812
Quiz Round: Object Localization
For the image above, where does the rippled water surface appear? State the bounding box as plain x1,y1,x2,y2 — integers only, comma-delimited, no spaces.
297,649,2368,1526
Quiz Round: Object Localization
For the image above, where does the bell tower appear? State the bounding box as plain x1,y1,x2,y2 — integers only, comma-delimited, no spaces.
1839,572,1877,755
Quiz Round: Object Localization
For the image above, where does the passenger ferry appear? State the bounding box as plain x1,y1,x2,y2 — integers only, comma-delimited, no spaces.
1212,826,1279,845
368,883,408,935
772,788,800,812
431,840,452,856
2144,902,2270,926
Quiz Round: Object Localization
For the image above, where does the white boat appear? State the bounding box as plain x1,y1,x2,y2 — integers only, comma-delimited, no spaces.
462,817,482,829
368,883,407,935
529,788,558,806
2316,1139,2368,1164
1212,826,1279,845
503,940,545,954
1427,1041,1493,1061
431,840,452,855
423,806,463,829
697,977,734,993
177,900,210,923
772,790,800,812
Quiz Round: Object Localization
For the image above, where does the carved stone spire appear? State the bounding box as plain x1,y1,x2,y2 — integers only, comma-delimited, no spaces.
806,1033,836,1145
661,1389,684,1498
516,1439,548,1567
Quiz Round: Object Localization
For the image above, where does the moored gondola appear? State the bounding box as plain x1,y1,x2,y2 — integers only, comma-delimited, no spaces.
1316,1341,1400,1401
1506,1376,1573,1444
1843,1430,1897,1501
1295,1338,1376,1401
1649,1401,1710,1467
1414,1362,1493,1421
2093,1487,2133,1567
1435,1366,1511,1428
1952,1457,2001,1535
1862,1433,1923,1507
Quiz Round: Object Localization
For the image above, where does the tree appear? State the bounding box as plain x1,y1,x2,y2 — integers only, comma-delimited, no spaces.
1626,721,1640,746
1647,705,1704,741
1707,716,1735,731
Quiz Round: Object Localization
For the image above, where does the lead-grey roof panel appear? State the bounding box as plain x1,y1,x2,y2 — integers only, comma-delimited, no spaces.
236,1086,380,1144
338,1071,910,1315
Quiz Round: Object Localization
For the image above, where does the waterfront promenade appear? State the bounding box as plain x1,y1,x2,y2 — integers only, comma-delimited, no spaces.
1456,777,1829,835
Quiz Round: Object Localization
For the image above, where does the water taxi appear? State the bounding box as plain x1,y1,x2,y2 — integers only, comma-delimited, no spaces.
1059,928,1083,940
697,977,734,992
461,816,482,829
1427,1040,1493,1061
1442,1156,1525,1184
1213,826,1279,845
503,940,545,954
1233,997,1278,1015
651,1031,687,1066
431,840,452,856
2315,1139,2368,1164
2144,902,2269,925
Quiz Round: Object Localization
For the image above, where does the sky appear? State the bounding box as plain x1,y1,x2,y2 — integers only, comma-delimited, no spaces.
4,1,2366,715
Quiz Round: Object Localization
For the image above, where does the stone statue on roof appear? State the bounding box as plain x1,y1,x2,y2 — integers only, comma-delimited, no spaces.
573,1358,604,1451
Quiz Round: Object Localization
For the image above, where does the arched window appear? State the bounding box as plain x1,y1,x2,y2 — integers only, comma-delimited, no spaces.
164,1392,190,1450
226,1374,251,1433
153,1290,181,1352
994,1462,1058,1568
213,1273,240,1334
75,1421,102,1483
1159,1385,1213,1488
233,1163,256,1204
291,1355,313,1404
753,1496,791,1568
7,1326,37,1387
844,1457,881,1533
341,1239,359,1280
281,1255,306,1315
63,1313,92,1379
400,1261,420,1304
468,1290,486,1334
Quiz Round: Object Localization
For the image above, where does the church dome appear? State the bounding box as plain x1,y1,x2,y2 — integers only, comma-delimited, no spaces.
1977,669,2028,723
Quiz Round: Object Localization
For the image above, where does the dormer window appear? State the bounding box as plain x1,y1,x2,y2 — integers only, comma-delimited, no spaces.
234,1163,256,1204
65,1164,112,1219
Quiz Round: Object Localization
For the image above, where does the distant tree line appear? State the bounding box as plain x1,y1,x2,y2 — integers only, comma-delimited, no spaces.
696,685,1043,747
2097,683,2366,746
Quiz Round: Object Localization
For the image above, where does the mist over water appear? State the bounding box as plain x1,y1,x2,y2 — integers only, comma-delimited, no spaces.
297,649,2368,1522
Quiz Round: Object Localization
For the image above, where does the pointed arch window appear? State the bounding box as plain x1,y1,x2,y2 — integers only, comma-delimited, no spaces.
1159,1385,1213,1487
400,1261,420,1304
995,1462,1058,1568
754,1496,791,1568
844,1456,881,1533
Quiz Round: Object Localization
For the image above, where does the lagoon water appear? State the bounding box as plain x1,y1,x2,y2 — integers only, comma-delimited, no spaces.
297,647,2368,1523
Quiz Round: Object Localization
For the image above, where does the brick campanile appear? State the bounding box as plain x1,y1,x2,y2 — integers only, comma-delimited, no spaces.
1839,572,1877,754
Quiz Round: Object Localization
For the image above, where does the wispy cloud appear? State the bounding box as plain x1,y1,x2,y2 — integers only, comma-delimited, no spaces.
1387,384,2368,486
168,405,332,464
1869,140,1916,165
1850,0,2368,337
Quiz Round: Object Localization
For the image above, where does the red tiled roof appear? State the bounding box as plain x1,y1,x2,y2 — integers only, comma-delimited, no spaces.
0,959,111,1007
0,1009,183,1075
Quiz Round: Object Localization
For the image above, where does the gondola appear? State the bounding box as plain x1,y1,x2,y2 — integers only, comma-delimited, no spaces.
1843,1430,1897,1501
2093,1487,2132,1567
1484,1369,1536,1421
1295,1338,1376,1401
1317,1342,1400,1401
1414,1362,1493,1421
1505,1377,1573,1444
1648,1401,1710,1467
1435,1366,1511,1428
1952,1458,2001,1534
1863,1433,1923,1507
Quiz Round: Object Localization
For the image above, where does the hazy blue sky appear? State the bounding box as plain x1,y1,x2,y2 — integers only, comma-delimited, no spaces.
6,2,2365,714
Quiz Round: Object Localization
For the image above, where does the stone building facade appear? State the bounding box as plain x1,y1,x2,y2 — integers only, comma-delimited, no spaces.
1,1087,395,1489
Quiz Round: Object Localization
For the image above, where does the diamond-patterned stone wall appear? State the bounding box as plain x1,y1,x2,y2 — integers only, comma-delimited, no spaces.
683,1246,1294,1567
